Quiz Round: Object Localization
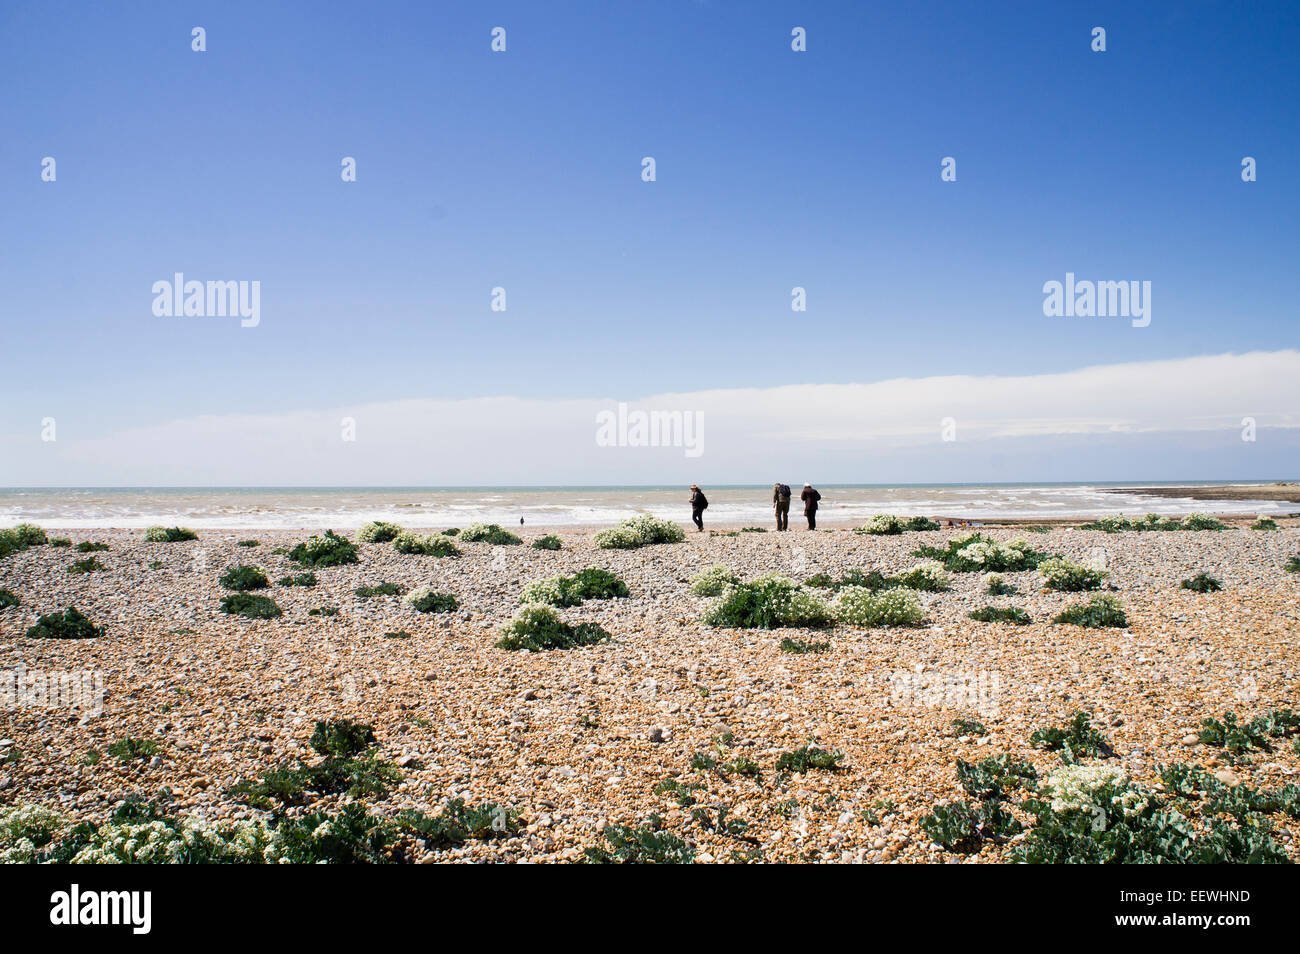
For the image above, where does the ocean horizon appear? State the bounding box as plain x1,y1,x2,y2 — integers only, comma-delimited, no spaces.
0,481,1290,529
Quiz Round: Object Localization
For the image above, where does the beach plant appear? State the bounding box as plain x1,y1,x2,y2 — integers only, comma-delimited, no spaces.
392,531,460,557
832,586,924,628
983,572,1016,595
857,514,939,535
1287,556,1300,573
405,586,458,613
48,537,71,548
1181,513,1228,531
354,582,405,598
968,605,1031,625
1029,711,1114,762
106,736,159,763
74,541,109,553
702,574,831,629
689,564,738,596
459,523,523,545
1081,512,1227,533
914,532,1050,572
357,521,403,543
804,569,890,592
237,539,260,548
144,526,199,542
531,534,563,550
11,524,48,546
593,514,685,550
1251,515,1279,531
951,719,988,737
0,588,19,610
25,606,104,640
308,606,339,617
219,565,270,591
310,719,376,758
1180,572,1222,593
1037,557,1106,592
277,572,318,587
921,798,1022,852
776,745,845,774
494,605,611,652
584,818,694,864
779,637,830,654
740,526,767,533
521,568,628,607
67,557,105,575
894,560,949,591
286,530,358,567
219,593,283,619
393,799,518,849
1053,594,1128,629
1196,710,1300,755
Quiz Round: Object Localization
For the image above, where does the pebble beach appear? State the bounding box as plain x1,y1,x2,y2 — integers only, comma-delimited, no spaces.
2,520,1298,863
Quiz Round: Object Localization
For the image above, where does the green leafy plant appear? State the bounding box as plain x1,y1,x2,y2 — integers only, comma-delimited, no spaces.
1038,557,1106,592
458,523,523,545
286,530,358,567
1197,709,1300,755
968,605,1031,624
1180,572,1222,593
25,606,104,640
48,537,71,548
308,606,339,617
1053,594,1128,628
983,573,1016,595
703,574,831,629
520,567,629,607
74,541,109,553
530,534,563,550
584,818,694,864
1029,711,1114,762
951,718,988,736
357,521,403,543
392,531,460,557
593,515,685,550
277,572,318,587
106,736,159,762
219,593,283,619
219,565,270,591
237,539,260,548
354,582,405,598
1251,515,1279,531
857,514,940,535
310,719,376,758
405,587,458,613
495,604,611,651
779,637,830,654
913,532,1052,573
67,557,105,575
144,526,199,542
0,588,19,610
776,745,844,774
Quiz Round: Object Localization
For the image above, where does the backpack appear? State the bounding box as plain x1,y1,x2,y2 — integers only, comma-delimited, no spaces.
697,492,708,509
778,484,791,500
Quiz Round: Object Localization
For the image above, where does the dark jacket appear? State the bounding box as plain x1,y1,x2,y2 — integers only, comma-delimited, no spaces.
690,489,708,511
800,487,821,512
773,484,792,505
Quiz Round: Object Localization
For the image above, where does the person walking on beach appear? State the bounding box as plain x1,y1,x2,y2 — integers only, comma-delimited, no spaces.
800,482,821,530
773,482,791,531
689,484,708,532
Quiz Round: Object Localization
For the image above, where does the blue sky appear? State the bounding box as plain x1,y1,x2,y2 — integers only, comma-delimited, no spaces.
1,1,1297,484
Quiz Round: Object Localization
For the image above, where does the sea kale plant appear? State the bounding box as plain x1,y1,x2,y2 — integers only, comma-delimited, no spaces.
520,568,629,607
458,523,523,545
144,526,199,542
287,530,358,567
495,605,611,651
702,574,831,629
913,532,1051,573
593,514,685,550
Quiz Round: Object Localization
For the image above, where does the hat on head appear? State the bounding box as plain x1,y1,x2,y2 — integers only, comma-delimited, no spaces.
804,482,811,486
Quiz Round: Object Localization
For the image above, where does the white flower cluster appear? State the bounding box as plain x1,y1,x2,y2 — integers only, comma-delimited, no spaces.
1038,557,1107,591
0,804,65,863
896,560,949,591
1038,764,1148,819
954,536,1031,569
70,817,274,864
593,514,686,549
862,513,905,535
689,564,737,596
520,576,566,605
833,586,924,628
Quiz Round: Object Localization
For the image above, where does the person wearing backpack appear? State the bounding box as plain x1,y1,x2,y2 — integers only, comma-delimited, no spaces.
689,484,708,532
772,482,792,531
800,482,821,529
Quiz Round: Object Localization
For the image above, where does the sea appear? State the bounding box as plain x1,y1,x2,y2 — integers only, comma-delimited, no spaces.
0,483,1287,530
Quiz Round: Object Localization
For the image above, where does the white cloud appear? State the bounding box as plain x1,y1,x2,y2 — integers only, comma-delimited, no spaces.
3,350,1297,485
